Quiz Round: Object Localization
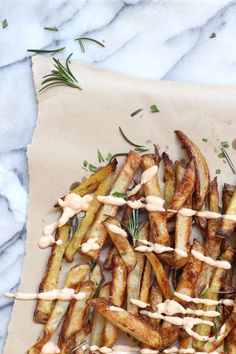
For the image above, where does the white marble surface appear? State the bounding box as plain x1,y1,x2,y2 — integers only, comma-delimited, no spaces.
1,0,236,352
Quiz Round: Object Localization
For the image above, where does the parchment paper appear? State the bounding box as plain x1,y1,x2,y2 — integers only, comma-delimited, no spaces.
3,55,236,354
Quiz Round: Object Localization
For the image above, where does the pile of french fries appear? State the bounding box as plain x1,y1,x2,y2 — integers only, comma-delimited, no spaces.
28,131,236,354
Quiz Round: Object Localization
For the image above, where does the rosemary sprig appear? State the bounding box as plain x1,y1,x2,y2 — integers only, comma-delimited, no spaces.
220,145,236,175
44,26,58,31
69,215,78,238
125,209,140,243
70,341,87,353
131,108,143,117
40,53,81,92
2,19,8,29
213,304,223,339
75,37,105,53
119,127,148,153
27,47,65,55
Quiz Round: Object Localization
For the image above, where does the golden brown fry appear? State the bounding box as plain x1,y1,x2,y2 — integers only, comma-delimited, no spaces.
88,298,162,348
104,245,118,269
162,152,175,207
58,281,94,353
193,248,235,350
103,218,137,271
167,159,196,219
175,130,210,210
142,154,170,247
34,224,70,324
148,280,163,329
179,336,193,351
82,150,141,259
102,256,127,347
89,263,104,288
223,183,236,213
139,259,152,303
65,174,114,262
28,263,89,354
145,252,171,299
217,188,236,238
90,283,111,347
127,222,148,315
227,326,236,354
73,327,89,354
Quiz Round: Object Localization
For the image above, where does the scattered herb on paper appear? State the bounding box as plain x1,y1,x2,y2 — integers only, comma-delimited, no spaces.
27,47,65,56
40,53,81,92
210,32,216,39
202,138,208,143
220,145,236,175
105,152,112,161
218,152,225,159
130,108,143,117
119,127,148,152
150,104,159,113
221,141,229,148
215,169,221,175
2,19,8,29
44,26,58,31
75,37,105,53
97,149,104,163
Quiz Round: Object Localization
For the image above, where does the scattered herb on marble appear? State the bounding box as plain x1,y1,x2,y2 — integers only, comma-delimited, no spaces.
112,192,127,199
44,26,58,31
150,104,159,113
2,19,8,29
215,169,221,175
40,53,81,92
210,32,216,39
220,145,236,174
27,47,65,56
202,138,208,142
75,37,105,53
131,108,143,117
119,127,148,152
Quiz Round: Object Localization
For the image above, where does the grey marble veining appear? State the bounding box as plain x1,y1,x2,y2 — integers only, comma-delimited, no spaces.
1,0,236,352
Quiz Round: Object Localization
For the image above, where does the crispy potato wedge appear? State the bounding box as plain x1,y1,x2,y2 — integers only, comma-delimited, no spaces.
89,263,104,288
148,280,163,329
103,218,137,272
223,183,236,213
142,154,170,247
90,283,111,347
145,252,171,299
28,263,89,354
193,248,235,350
88,298,162,348
34,224,70,324
179,337,192,351
217,188,236,238
102,255,127,347
227,325,236,354
127,222,148,315
65,174,114,262
139,258,152,303
104,245,118,269
58,281,94,353
167,159,196,219
73,327,89,354
163,152,176,207
82,150,141,259
175,130,210,210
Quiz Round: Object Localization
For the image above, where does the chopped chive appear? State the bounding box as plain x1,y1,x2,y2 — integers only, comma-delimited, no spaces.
218,152,225,158
2,19,8,29
83,160,88,168
105,152,112,161
202,138,208,142
44,26,58,31
130,108,143,117
88,164,98,173
112,192,127,199
221,141,229,148
215,169,221,175
97,149,104,163
150,104,159,113
210,32,216,39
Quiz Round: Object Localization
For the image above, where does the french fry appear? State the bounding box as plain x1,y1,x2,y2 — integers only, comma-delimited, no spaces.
142,154,170,247
103,218,137,271
160,240,204,348
217,188,236,239
148,280,163,329
163,152,176,207
179,336,192,351
27,263,90,354
223,183,236,213
73,327,89,354
82,150,141,259
89,263,104,288
58,281,95,354
102,255,127,347
175,130,210,210
104,245,118,269
227,325,236,354
145,252,171,299
193,248,235,350
167,159,196,219
88,298,162,348
139,258,152,303
90,283,111,347
65,174,115,262
34,224,70,324
127,222,148,315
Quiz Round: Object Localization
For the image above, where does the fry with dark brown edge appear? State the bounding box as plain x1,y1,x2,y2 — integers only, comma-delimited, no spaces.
142,154,170,247
160,240,204,349
139,258,152,303
148,280,163,329
90,283,111,347
167,158,196,219
28,263,89,354
127,222,148,315
58,281,94,353
34,224,70,324
89,263,104,288
65,174,115,262
227,325,236,354
88,298,162,348
102,255,127,347
104,246,118,269
163,152,175,207
103,218,136,271
82,150,141,259
217,188,236,238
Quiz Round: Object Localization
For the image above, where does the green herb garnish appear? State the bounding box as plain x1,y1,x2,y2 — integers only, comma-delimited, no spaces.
220,146,236,175
97,149,104,163
221,141,229,148
40,53,81,92
202,138,208,143
134,146,149,153
199,286,209,298
215,169,221,175
71,341,87,353
125,209,140,243
44,26,58,31
119,127,147,149
89,259,97,273
2,19,8,29
150,104,159,113
112,192,127,199
218,152,225,158
27,47,65,55
75,37,105,53
88,164,98,173
210,32,216,39
69,215,78,238
131,108,143,117
105,152,112,161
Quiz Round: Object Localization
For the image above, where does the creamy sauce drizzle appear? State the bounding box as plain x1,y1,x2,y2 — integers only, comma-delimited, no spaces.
41,342,60,353
191,250,231,270
5,289,86,301
107,224,128,237
174,292,234,306
38,222,62,249
81,238,100,253
127,166,158,197
109,306,125,312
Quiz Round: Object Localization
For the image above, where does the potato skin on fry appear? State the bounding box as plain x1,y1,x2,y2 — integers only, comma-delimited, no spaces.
217,188,236,238
34,224,70,324
162,152,175,208
88,298,162,349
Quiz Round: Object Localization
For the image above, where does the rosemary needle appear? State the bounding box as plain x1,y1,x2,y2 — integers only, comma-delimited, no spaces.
75,37,105,53
27,47,65,55
44,26,58,31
